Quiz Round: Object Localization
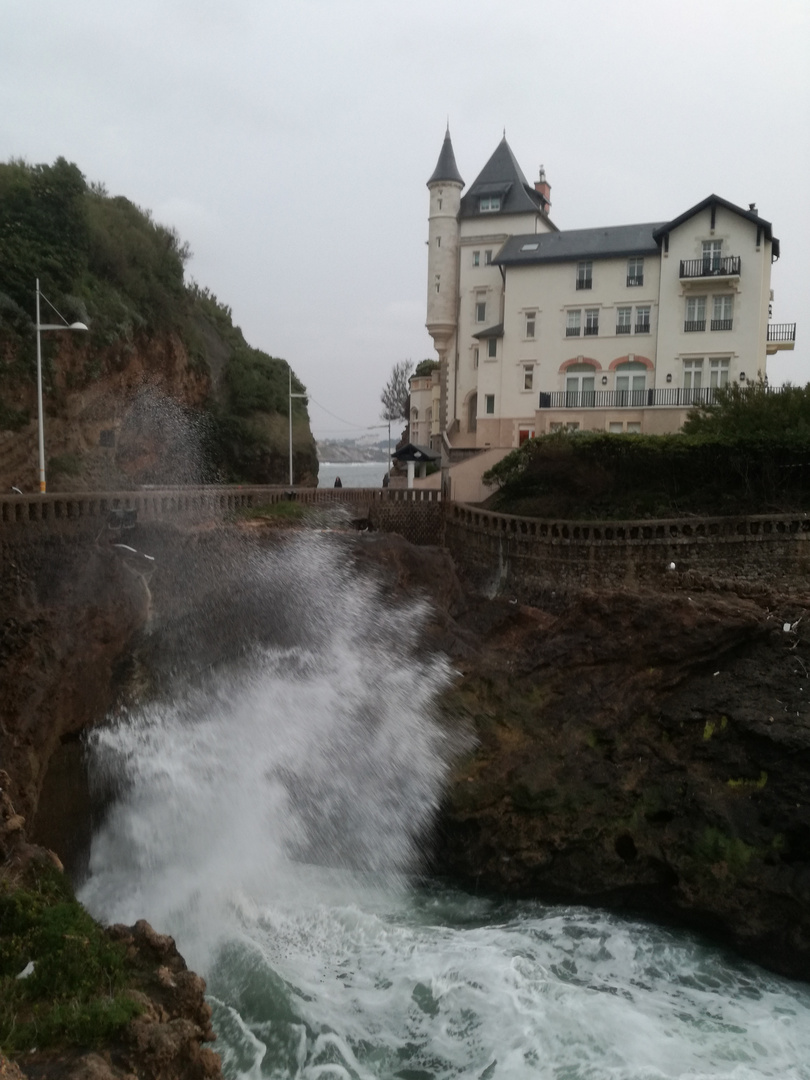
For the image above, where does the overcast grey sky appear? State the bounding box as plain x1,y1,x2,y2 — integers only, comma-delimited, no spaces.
3,0,808,439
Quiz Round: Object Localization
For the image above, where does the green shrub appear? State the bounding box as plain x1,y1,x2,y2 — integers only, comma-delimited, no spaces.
0,865,141,1054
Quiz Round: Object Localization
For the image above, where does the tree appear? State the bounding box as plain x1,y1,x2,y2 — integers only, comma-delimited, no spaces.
380,360,413,423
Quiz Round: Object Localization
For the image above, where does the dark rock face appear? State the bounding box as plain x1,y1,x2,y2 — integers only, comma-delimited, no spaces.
423,585,810,982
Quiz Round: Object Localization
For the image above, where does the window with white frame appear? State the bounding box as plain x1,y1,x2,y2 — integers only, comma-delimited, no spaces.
475,297,486,322
472,250,480,267
712,295,733,331
485,249,493,265
635,306,651,333
584,308,599,336
576,261,593,289
566,309,581,337
485,394,495,414
479,196,500,212
615,361,647,405
487,337,497,359
702,239,722,272
565,363,596,403
683,358,704,390
609,422,624,433
616,307,632,334
685,296,706,332
472,346,479,369
709,357,730,388
523,365,534,391
525,311,536,338
626,422,641,434
627,257,644,286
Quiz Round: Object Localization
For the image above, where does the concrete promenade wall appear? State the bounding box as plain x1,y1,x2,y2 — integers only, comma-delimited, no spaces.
445,503,810,599
5,486,810,594
0,486,443,546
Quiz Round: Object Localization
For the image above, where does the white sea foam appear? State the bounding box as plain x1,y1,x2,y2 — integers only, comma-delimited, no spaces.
79,534,810,1080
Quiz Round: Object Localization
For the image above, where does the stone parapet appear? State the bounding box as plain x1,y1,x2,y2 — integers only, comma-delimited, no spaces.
445,503,810,598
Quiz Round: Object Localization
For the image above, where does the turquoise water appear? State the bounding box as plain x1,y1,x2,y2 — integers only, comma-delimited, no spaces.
78,534,810,1079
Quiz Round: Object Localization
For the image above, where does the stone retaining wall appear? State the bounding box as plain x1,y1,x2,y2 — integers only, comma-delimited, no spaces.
445,503,810,598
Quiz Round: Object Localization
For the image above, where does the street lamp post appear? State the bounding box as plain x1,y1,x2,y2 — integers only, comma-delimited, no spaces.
35,278,88,493
288,365,307,486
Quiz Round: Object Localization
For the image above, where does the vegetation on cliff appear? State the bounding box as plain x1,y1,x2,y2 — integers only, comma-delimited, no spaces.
483,383,810,519
0,862,141,1054
0,156,316,487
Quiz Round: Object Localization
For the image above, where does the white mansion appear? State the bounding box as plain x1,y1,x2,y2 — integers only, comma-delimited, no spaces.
410,129,796,499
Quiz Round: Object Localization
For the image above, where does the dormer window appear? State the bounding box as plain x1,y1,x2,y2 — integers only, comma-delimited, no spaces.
479,195,501,213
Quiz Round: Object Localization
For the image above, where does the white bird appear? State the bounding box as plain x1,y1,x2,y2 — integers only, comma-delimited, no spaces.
16,961,35,979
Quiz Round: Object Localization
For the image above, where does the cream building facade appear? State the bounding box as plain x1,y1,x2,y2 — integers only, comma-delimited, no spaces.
415,129,796,499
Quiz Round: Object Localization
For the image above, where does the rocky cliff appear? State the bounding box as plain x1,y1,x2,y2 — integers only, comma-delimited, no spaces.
348,532,810,981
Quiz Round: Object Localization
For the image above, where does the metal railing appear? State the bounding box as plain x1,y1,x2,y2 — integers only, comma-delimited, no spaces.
767,323,797,343
711,319,733,331
635,322,651,334
576,278,592,290
566,326,581,337
684,320,706,332
616,324,631,334
680,256,741,278
538,387,726,409
626,275,644,286
583,324,599,336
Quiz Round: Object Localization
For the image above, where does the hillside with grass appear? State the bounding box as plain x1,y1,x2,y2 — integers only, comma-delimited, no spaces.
0,156,317,490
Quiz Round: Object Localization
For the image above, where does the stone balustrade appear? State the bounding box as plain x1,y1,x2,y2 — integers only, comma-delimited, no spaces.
0,485,441,531
448,503,810,545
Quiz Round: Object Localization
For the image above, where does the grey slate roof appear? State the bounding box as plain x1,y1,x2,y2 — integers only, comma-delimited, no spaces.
392,442,441,462
427,128,464,187
473,323,504,339
459,136,550,221
494,222,666,267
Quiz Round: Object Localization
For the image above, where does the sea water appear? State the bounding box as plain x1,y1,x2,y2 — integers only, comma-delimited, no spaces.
79,533,810,1080
317,462,389,489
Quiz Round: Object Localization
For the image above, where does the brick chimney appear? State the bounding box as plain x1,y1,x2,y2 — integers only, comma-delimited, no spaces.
535,165,551,213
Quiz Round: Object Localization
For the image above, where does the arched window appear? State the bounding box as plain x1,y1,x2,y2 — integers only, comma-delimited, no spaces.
614,361,647,406
564,363,596,407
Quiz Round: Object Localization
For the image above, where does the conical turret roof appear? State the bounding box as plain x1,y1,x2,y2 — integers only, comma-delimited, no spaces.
427,127,464,187
460,135,546,218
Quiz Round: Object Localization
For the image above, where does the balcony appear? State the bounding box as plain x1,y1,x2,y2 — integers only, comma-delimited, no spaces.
584,324,599,336
766,322,797,353
576,278,592,290
684,320,706,332
634,322,651,334
680,256,741,280
711,319,733,331
566,326,581,337
616,323,631,335
539,387,725,410
626,275,644,287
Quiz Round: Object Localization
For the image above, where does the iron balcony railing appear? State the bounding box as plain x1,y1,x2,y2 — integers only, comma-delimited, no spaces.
767,323,797,343
584,324,599,336
680,256,741,279
684,319,706,332
626,275,644,286
635,322,651,334
711,318,733,331
576,278,592,290
539,387,727,409
616,323,631,334
566,326,581,337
